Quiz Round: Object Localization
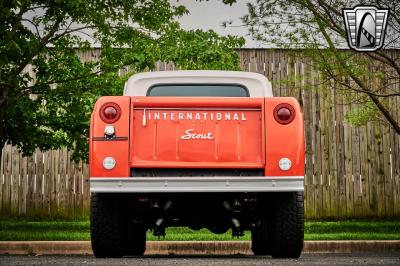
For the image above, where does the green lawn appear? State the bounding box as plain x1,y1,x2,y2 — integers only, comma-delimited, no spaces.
0,220,399,241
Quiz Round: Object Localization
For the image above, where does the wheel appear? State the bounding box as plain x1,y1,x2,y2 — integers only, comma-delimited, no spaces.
251,219,271,255
270,192,304,258
90,193,124,258
122,221,146,256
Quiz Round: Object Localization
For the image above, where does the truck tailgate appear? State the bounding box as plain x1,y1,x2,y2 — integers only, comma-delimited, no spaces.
130,97,265,168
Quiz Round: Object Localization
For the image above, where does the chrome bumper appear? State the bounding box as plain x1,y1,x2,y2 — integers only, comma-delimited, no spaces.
90,176,304,193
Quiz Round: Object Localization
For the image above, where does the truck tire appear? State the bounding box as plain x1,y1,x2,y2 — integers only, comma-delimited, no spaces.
251,219,271,255
122,222,146,256
90,193,124,258
270,192,304,258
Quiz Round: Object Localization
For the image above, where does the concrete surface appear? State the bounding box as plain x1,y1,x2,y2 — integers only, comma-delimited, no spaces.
1,253,400,266
0,240,399,255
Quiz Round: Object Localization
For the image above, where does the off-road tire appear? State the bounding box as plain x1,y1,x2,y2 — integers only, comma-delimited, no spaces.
270,192,304,258
122,221,146,256
90,193,124,258
251,219,271,255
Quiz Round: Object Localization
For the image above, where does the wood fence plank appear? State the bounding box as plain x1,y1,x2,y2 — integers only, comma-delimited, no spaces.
321,87,331,219
43,151,51,216
75,161,82,217
35,150,43,217
18,154,27,216
335,90,346,218
249,50,257,73
367,122,377,216
80,161,85,217
50,150,58,217
352,125,362,218
280,51,288,97
329,85,338,219
59,149,67,217
1,145,12,216
394,94,400,216
343,99,354,218
65,150,71,216
312,67,323,219
26,153,35,218
303,59,315,219
382,124,393,218
11,146,19,216
374,123,384,218
83,163,90,217
360,123,370,218
68,151,75,217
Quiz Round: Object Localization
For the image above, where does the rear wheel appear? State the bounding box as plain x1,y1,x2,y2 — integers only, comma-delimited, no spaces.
251,219,271,255
270,192,304,258
90,193,124,258
122,221,146,256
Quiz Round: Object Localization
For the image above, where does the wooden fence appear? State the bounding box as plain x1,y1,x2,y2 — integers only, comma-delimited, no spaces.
1,49,399,219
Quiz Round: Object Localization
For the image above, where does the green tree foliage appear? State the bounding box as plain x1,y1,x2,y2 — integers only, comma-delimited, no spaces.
0,0,244,162
227,0,400,133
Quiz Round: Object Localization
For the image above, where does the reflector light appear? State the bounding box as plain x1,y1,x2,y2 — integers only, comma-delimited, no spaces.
100,102,121,123
279,158,292,171
103,157,116,170
273,103,295,124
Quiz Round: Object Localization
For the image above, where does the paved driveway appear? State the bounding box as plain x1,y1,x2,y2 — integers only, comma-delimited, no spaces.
1,253,399,266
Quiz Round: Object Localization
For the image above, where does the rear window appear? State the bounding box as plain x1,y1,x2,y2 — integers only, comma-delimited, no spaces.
147,84,249,97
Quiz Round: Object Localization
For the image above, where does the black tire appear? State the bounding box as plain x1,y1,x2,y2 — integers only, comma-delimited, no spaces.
270,192,304,258
122,221,146,256
90,193,124,258
251,219,271,255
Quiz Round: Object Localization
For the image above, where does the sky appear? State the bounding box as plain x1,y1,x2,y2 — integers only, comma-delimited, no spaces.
172,0,263,48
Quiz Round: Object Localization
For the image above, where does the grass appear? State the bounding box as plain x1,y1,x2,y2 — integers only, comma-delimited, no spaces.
0,220,399,241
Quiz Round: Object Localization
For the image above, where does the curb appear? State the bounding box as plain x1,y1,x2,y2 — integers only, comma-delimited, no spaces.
0,241,399,255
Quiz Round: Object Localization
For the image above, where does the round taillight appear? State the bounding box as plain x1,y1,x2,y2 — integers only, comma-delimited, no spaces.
273,103,295,125
100,102,121,123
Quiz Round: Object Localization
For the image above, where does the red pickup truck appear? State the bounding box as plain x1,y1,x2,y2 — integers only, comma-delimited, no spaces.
89,70,305,258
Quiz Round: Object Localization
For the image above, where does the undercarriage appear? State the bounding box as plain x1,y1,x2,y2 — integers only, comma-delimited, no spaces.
90,191,304,258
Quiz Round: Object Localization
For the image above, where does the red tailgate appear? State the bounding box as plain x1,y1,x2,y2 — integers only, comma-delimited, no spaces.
130,97,265,168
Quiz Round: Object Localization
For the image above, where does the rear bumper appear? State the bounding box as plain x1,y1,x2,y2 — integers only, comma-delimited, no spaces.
90,176,304,193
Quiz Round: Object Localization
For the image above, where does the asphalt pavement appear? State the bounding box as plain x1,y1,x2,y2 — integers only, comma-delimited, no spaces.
0,253,399,266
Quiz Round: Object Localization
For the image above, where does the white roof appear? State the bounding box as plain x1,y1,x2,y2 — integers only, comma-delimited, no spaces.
123,70,273,97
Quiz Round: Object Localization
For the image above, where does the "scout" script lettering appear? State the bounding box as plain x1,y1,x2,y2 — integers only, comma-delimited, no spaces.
180,129,214,140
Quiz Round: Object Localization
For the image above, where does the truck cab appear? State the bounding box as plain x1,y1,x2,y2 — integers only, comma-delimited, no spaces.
89,70,305,258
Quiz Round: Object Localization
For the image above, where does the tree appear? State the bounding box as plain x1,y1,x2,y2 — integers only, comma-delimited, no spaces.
0,0,244,165
227,0,400,133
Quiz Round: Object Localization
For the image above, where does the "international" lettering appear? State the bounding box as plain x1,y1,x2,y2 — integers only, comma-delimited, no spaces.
146,111,247,121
